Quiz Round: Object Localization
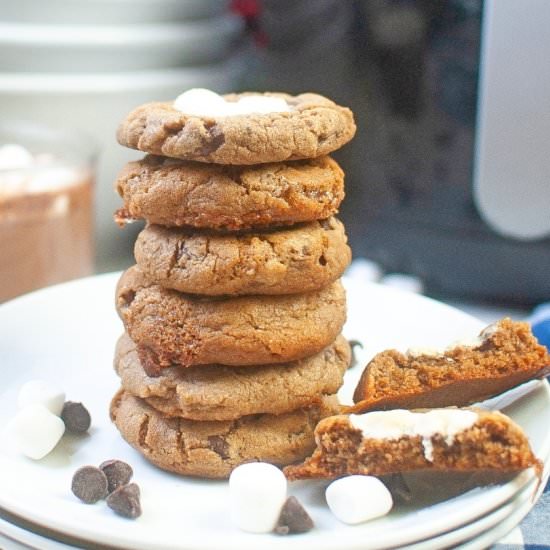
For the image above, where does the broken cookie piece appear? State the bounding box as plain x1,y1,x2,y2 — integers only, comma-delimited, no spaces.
284,408,540,480
350,318,550,414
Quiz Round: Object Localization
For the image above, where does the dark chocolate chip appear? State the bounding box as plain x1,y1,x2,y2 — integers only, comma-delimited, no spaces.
99,460,133,494
274,496,314,535
107,483,142,519
197,125,225,156
137,346,163,377
207,435,230,460
71,466,108,504
61,401,91,433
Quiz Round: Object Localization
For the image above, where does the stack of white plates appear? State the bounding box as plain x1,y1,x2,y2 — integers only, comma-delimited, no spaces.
0,275,548,549
0,0,246,270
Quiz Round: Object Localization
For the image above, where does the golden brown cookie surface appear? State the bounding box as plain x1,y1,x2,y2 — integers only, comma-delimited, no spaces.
114,333,350,421
115,155,344,229
115,266,347,374
116,93,356,165
110,390,340,479
134,218,351,296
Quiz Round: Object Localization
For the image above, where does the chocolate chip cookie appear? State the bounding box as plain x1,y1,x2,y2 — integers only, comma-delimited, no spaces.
116,93,356,165
116,266,347,374
134,217,351,296
114,155,344,230
114,333,350,421
110,390,341,479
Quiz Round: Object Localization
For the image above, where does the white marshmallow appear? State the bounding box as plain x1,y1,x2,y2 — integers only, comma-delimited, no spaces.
349,409,478,461
0,144,34,171
26,167,79,193
232,95,291,115
17,380,66,416
10,404,65,460
173,88,228,117
229,462,287,533
326,476,393,525
173,88,291,117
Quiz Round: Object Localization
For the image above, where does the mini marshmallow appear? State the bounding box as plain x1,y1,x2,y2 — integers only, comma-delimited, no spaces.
229,462,287,533
17,379,66,416
173,88,291,117
326,476,393,525
173,88,228,117
10,404,65,460
232,95,291,115
0,144,34,171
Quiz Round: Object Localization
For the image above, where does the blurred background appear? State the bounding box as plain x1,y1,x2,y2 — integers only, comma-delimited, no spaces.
1,0,549,306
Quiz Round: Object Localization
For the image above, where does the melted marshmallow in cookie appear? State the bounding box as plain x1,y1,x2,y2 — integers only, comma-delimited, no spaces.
349,409,478,461
173,88,292,117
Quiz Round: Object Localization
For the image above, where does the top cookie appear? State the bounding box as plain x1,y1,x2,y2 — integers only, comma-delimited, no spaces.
116,92,356,164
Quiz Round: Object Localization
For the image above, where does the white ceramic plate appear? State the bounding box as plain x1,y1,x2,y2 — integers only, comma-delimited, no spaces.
0,274,548,550
400,444,550,550
455,471,548,550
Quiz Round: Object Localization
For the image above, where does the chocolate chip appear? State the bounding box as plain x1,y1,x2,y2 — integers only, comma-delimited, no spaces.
107,483,142,519
274,496,314,535
99,460,133,494
71,466,108,504
61,401,91,433
197,125,225,156
207,435,230,460
138,346,162,377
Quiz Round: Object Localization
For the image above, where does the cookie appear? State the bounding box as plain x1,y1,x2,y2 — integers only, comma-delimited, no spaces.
114,333,350,421
284,409,540,481
114,155,344,230
116,266,347,374
134,218,351,296
110,390,340,479
350,318,550,414
116,93,356,165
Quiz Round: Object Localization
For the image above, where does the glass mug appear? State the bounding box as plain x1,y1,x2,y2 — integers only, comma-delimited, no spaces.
0,123,95,302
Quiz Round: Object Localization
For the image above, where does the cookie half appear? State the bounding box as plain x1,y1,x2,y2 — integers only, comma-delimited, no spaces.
116,93,356,164
110,390,340,479
350,318,550,414
115,155,344,230
114,333,350,421
116,266,347,374
284,409,540,480
134,218,351,296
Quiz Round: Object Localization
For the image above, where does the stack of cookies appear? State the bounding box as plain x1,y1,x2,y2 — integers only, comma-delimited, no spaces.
109,90,356,478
